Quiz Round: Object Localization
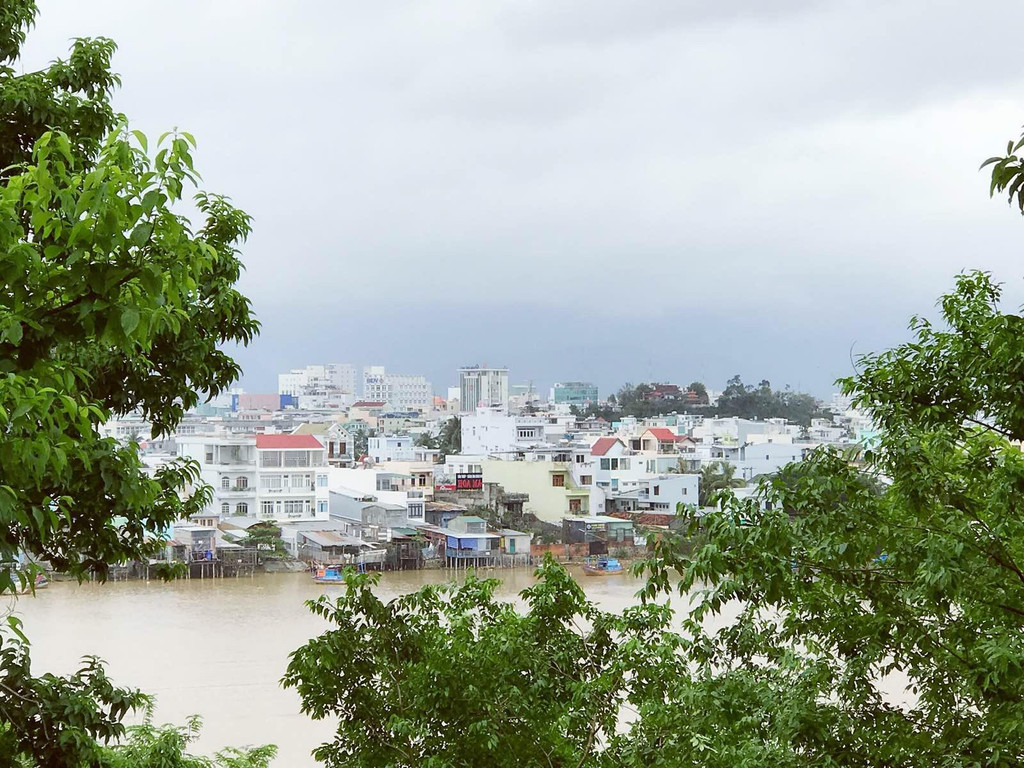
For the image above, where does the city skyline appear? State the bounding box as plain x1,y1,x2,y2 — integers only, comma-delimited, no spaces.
22,1,1024,401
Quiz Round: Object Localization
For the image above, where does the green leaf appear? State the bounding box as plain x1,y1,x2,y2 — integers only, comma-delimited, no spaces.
120,307,140,336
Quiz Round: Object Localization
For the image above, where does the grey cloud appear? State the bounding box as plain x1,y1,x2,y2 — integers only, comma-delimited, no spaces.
19,1,1024,398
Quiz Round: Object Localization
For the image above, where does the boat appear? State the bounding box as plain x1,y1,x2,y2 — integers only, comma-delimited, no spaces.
582,556,624,576
312,565,346,584
15,572,48,593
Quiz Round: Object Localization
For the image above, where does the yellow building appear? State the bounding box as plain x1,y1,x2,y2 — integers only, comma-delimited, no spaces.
481,459,589,523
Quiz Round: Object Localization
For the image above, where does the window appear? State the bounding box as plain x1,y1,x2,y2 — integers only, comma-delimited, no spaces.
575,454,584,463
600,459,610,470
261,501,274,517
316,500,328,514
221,476,230,489
261,475,282,489
580,475,592,486
552,474,565,487
610,459,619,470
682,487,688,496
621,459,630,470
235,502,248,516
220,502,229,515
317,474,327,488
568,498,582,513
235,476,248,489
766,454,770,461
654,485,660,496
206,451,214,463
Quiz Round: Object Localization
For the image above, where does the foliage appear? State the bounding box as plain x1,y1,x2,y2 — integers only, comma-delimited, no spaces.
0,3,265,764
436,416,461,459
980,125,1024,213
245,523,288,559
413,431,438,450
582,379,822,424
351,427,370,459
697,460,745,506
99,711,277,768
0,622,149,765
0,1,120,169
283,560,674,768
714,375,826,426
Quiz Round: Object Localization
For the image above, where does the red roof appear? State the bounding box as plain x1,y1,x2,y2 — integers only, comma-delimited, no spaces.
645,427,681,442
590,437,623,456
255,434,323,449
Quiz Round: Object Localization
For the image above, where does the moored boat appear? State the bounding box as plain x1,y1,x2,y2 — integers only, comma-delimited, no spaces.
312,565,346,584
582,556,624,576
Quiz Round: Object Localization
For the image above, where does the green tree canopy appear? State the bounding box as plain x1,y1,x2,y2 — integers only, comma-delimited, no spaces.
0,2,264,763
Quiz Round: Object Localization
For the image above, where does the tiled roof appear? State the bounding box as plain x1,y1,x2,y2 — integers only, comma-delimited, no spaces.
590,437,623,456
645,427,680,442
255,434,323,449
352,401,386,408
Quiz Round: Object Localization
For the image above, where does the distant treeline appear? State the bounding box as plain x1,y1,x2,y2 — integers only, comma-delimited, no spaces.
575,376,828,427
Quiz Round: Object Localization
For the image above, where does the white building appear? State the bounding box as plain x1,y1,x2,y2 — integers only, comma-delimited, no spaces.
278,364,357,397
460,408,548,455
609,474,699,514
177,434,331,523
367,435,432,463
362,365,432,412
459,366,509,413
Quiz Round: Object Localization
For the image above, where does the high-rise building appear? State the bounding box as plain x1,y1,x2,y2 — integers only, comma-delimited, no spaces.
551,381,599,406
362,366,432,412
278,364,356,396
459,366,509,412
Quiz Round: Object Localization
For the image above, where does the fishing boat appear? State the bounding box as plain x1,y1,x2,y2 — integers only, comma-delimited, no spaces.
582,556,624,576
312,565,346,584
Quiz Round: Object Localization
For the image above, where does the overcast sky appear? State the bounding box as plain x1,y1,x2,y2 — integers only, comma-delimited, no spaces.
21,1,1024,397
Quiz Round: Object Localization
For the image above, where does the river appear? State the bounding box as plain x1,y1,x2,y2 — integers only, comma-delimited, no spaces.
7,567,652,766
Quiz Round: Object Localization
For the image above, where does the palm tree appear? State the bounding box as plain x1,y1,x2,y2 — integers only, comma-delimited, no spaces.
698,461,745,506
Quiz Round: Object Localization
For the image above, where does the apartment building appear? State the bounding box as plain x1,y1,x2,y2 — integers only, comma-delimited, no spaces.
177,434,331,523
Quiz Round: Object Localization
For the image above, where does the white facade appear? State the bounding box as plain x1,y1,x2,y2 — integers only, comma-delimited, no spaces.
460,408,547,455
459,366,509,412
279,364,356,396
611,474,699,514
177,434,331,523
368,435,418,463
327,467,426,524
362,366,432,412
700,440,815,481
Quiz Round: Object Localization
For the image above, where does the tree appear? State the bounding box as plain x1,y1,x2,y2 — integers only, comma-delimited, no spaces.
352,427,370,459
0,3,265,763
687,380,708,404
715,375,826,425
244,523,288,560
437,416,462,459
413,431,438,450
99,712,277,767
697,460,745,506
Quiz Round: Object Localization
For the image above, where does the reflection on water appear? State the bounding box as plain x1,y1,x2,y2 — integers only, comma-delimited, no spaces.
8,567,645,766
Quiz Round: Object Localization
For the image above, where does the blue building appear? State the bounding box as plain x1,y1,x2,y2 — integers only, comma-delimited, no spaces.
552,381,599,406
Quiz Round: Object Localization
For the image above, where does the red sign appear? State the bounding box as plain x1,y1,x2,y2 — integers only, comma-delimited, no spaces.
455,473,483,491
